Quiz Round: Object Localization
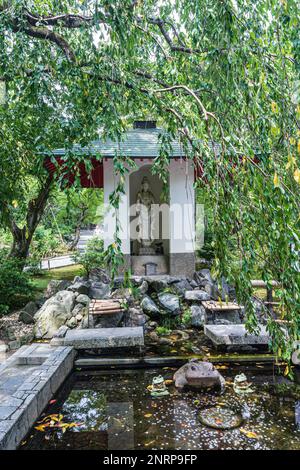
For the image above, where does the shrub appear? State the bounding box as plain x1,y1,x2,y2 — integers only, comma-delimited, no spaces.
181,308,192,326
156,326,172,336
0,251,34,315
72,237,105,276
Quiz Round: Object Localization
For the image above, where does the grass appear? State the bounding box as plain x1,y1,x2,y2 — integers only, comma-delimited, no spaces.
31,264,83,297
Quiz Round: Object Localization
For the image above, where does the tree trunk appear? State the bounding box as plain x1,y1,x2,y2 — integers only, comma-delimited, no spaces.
69,206,87,250
9,176,53,264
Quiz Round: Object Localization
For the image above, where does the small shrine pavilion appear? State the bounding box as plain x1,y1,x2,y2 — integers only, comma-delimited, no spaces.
45,121,201,277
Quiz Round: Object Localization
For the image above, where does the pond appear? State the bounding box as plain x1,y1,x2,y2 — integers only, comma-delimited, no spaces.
20,365,300,450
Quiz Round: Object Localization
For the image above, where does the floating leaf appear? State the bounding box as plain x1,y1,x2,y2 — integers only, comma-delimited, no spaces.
144,413,152,418
240,428,259,439
164,379,173,386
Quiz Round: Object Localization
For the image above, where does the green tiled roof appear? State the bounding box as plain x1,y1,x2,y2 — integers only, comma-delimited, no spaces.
51,128,186,158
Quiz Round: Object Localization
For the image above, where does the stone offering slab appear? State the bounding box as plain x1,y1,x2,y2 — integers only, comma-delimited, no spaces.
204,324,270,346
63,327,144,350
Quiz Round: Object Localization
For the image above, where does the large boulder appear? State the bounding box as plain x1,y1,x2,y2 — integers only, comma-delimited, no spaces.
172,279,192,297
137,280,149,296
190,304,206,327
194,269,213,288
173,359,225,392
194,270,235,301
147,278,169,292
140,295,160,318
89,267,110,284
89,281,111,299
34,290,76,339
157,292,180,316
126,307,148,328
185,290,210,301
18,301,39,324
68,280,90,295
76,294,91,306
45,279,72,298
208,277,231,301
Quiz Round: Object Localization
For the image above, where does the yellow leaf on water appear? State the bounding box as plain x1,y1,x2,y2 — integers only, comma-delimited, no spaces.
164,379,173,386
144,413,152,418
293,168,300,184
240,428,259,439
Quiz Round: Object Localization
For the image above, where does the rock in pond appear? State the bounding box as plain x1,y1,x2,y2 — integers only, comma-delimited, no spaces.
173,359,225,392
34,290,76,339
140,295,160,318
157,292,180,315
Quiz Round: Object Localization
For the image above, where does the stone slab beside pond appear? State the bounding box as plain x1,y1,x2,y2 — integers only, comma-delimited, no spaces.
61,327,144,350
204,324,270,347
0,343,76,450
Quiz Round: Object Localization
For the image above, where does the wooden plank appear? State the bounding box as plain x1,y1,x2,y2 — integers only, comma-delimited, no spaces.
202,300,242,311
89,307,124,312
251,280,280,288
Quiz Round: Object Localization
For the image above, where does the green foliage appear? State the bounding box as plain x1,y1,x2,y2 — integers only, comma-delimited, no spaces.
0,250,33,315
0,0,299,360
72,237,104,276
43,188,104,241
181,308,192,327
156,326,172,336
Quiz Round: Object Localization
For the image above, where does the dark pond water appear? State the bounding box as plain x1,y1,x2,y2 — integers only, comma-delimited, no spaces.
20,365,300,450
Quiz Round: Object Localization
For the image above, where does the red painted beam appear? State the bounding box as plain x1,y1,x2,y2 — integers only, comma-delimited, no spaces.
44,157,104,188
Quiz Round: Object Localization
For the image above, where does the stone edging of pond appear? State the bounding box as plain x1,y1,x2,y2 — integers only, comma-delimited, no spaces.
0,343,76,450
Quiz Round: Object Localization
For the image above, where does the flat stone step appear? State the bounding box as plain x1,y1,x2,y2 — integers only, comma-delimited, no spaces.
63,327,144,350
204,324,270,346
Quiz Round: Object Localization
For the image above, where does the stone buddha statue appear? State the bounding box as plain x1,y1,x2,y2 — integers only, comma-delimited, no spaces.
136,176,156,255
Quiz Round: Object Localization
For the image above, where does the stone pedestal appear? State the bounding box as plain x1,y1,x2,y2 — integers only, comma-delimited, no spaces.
131,255,168,276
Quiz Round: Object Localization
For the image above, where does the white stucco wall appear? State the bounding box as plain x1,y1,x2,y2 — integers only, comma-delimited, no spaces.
169,159,195,254
103,158,195,255
103,159,130,254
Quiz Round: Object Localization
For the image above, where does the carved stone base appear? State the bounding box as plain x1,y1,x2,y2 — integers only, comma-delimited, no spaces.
131,255,168,276
169,252,195,278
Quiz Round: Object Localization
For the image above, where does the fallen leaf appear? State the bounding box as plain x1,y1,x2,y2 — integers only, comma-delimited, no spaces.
144,413,152,418
240,428,259,439
164,379,173,386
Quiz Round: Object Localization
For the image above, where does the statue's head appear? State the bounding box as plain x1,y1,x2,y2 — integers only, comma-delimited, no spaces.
141,176,150,191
